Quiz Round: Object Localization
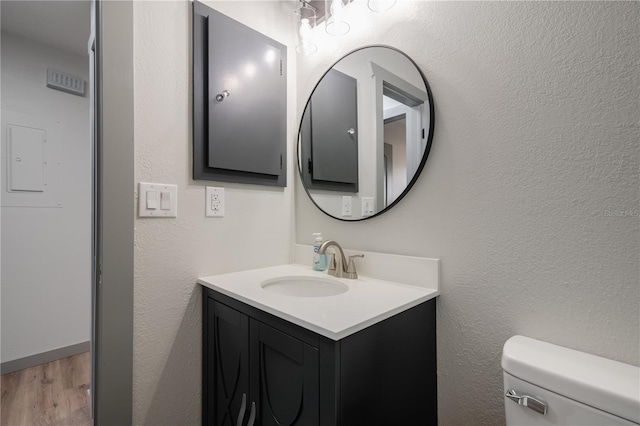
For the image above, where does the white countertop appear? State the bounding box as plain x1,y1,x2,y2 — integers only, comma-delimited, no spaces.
197,263,439,341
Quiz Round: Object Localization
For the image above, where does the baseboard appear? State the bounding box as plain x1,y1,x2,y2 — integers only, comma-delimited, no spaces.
1,341,90,375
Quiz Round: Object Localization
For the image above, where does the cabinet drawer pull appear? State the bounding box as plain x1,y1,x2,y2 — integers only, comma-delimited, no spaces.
236,393,247,426
247,401,256,426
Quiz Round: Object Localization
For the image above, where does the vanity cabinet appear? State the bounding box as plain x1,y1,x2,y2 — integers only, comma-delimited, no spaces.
205,298,319,425
203,287,437,426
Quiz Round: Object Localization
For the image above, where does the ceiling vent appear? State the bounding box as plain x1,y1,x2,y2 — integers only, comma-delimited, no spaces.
46,68,85,96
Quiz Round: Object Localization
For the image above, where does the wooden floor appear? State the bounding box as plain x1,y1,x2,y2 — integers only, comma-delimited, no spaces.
1,352,92,426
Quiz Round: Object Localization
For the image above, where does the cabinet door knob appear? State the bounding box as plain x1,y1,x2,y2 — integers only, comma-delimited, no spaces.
216,90,230,102
236,393,247,426
247,401,256,426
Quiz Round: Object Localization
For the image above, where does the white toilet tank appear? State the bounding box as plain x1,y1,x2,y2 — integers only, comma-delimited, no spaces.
502,336,640,425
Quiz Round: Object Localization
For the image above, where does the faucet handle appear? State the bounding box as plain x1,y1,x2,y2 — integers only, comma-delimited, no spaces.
346,254,364,279
326,252,337,276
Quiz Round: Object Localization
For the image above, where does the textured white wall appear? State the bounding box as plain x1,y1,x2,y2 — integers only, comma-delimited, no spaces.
296,2,639,425
132,1,295,424
1,34,91,362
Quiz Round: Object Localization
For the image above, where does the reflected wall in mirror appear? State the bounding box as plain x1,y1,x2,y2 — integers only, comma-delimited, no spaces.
298,46,434,221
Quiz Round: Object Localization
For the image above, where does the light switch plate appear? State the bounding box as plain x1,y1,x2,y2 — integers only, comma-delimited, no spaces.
138,182,177,218
362,197,374,217
206,186,224,217
342,196,352,217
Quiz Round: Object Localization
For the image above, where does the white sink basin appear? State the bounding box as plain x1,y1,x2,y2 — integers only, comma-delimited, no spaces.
261,276,349,297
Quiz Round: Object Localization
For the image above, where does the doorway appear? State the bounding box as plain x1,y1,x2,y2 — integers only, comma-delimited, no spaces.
383,112,407,206
373,62,429,212
381,91,423,207
1,1,93,424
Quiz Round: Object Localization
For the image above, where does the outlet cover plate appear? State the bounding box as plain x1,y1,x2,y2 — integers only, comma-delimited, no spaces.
206,186,225,217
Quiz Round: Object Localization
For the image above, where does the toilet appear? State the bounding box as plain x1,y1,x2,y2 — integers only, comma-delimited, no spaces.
502,335,640,425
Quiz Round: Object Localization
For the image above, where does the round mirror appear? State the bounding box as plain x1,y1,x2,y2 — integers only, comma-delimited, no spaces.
297,45,434,221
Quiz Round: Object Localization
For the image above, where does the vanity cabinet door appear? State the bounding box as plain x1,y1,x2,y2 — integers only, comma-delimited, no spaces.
205,299,250,426
249,319,320,426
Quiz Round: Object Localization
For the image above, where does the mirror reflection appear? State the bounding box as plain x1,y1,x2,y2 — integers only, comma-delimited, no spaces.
298,46,434,220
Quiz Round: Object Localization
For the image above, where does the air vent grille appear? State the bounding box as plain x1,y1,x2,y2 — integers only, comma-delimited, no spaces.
46,68,85,96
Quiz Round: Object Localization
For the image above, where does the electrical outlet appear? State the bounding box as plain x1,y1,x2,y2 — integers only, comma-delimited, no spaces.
342,196,352,217
206,186,224,217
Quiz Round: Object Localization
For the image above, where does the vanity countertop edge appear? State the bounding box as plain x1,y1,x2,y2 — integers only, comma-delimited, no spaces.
198,262,439,341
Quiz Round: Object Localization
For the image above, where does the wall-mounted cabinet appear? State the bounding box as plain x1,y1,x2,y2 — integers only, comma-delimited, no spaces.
203,287,437,425
193,2,287,187
299,69,358,193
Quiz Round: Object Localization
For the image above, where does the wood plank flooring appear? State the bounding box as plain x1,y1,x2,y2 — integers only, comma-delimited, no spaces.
1,352,92,426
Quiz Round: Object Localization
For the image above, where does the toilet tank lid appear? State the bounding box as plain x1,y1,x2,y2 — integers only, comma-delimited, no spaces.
502,336,640,424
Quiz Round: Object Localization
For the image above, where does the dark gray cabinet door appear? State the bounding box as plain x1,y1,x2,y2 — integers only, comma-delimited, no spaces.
207,299,250,426
250,319,320,426
208,11,285,176
193,2,287,187
310,69,358,186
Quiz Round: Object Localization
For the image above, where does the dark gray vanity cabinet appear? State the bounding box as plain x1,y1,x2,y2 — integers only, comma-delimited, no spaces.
205,298,319,425
203,287,437,426
193,2,287,187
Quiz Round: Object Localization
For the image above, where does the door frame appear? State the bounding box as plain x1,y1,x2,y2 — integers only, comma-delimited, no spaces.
92,0,134,424
372,61,428,212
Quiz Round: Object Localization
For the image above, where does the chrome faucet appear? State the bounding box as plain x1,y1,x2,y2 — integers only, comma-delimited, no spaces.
318,240,364,279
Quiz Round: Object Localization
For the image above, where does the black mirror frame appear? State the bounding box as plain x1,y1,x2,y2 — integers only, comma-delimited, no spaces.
297,45,435,222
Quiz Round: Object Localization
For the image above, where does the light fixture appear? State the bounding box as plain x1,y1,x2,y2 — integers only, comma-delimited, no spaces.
294,2,318,55
367,0,396,12
325,0,350,36
294,0,393,54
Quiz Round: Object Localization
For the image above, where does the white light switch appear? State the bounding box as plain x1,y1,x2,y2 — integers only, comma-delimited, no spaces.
206,186,224,217
160,191,171,210
138,183,177,217
342,196,352,217
146,191,157,209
